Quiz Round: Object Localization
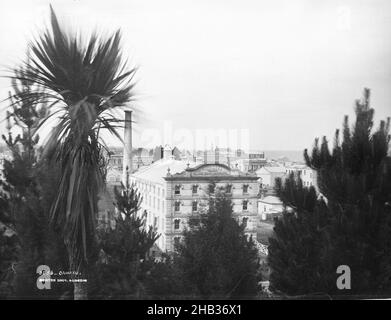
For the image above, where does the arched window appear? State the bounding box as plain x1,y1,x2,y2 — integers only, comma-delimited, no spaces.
242,217,248,228
243,200,248,211
174,201,180,212
243,184,249,194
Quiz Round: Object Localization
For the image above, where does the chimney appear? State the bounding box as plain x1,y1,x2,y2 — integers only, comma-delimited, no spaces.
123,110,133,183
163,145,172,159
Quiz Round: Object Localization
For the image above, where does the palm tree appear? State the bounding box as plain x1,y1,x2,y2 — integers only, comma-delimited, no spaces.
8,6,137,299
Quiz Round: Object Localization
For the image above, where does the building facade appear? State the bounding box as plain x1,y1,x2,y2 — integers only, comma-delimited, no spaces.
235,152,267,172
258,195,284,221
164,163,260,251
130,157,260,252
285,164,317,189
256,166,287,189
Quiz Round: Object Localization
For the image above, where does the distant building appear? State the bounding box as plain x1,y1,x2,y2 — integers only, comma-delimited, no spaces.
107,148,154,172
256,163,318,193
258,195,284,221
152,145,182,162
201,147,240,166
235,152,266,172
285,164,317,189
256,166,286,189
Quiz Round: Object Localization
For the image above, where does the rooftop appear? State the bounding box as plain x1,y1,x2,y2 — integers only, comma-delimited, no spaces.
131,158,198,184
257,166,286,174
259,195,282,204
165,163,259,181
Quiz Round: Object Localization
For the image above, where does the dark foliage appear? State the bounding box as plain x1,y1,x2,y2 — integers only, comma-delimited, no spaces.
172,187,260,299
90,177,159,299
0,68,69,299
269,88,391,297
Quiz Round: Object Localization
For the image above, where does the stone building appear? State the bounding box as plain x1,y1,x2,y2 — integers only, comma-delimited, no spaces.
130,152,260,252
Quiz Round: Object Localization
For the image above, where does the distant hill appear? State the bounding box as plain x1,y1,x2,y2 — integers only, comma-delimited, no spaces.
262,150,304,163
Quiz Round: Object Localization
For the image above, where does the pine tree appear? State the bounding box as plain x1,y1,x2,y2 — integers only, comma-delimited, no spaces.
174,185,260,299
0,69,68,299
268,88,391,297
91,173,159,299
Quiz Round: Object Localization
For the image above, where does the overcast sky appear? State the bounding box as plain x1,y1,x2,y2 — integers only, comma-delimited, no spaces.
0,0,390,151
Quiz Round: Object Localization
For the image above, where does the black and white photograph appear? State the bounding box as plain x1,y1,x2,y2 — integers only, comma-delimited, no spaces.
0,0,390,306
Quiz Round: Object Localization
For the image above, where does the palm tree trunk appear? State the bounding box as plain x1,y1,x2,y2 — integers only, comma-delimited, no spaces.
66,244,88,300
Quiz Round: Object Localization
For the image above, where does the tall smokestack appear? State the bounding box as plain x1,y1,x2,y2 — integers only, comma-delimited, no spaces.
123,110,133,183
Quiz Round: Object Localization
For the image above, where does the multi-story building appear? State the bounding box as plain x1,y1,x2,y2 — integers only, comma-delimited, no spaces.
285,164,317,189
202,147,237,166
256,166,287,189
107,148,154,172
235,152,266,172
129,147,260,252
256,163,318,192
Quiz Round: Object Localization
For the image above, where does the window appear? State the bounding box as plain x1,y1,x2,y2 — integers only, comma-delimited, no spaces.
226,184,232,194
243,184,249,194
242,217,248,228
174,185,181,195
209,184,215,194
243,200,248,211
154,217,158,228
192,201,198,212
174,219,180,230
192,185,198,194
174,201,180,212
